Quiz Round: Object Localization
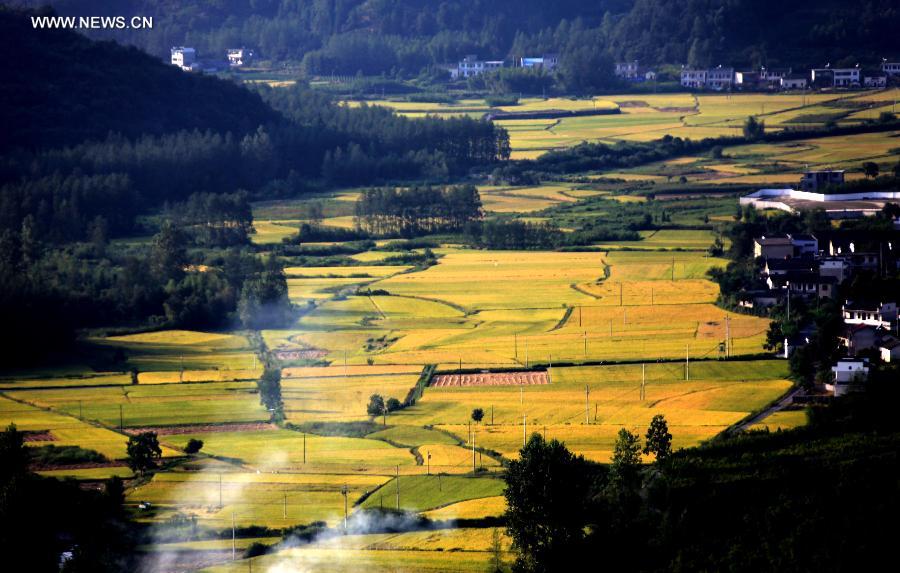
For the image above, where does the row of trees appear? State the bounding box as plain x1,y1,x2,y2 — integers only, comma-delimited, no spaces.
355,185,483,236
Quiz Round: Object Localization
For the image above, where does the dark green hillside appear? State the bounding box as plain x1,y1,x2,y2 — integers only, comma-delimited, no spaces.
0,6,279,152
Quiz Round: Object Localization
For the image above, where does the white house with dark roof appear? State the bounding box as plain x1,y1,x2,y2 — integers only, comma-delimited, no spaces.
829,358,869,396
842,300,898,329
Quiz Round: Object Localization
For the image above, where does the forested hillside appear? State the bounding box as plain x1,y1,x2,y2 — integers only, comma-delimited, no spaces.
0,6,278,152
14,0,900,72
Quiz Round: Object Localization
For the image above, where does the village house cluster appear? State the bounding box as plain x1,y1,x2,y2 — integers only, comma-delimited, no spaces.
679,61,899,91
448,54,559,79
743,230,900,396
170,47,254,73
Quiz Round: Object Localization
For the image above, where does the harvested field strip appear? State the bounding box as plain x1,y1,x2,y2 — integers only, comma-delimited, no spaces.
123,422,278,436
431,371,549,387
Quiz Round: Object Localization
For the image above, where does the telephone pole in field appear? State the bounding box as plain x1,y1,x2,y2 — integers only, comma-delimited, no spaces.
585,385,590,424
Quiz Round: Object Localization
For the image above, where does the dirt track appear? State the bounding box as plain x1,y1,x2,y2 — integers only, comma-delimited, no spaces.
124,422,277,436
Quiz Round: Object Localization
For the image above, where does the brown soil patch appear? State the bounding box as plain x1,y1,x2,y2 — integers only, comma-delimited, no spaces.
275,349,328,361
617,100,650,108
656,106,697,113
431,371,549,387
124,422,277,436
23,430,56,442
30,461,127,471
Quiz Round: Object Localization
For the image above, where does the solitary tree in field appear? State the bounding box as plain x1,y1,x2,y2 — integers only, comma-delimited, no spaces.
504,434,591,572
126,432,162,476
743,116,765,140
308,201,325,227
643,414,673,462
184,438,204,454
863,161,880,179
472,408,485,424
367,394,385,417
386,397,402,412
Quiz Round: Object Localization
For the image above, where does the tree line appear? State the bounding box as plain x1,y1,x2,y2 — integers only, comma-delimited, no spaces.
354,184,483,236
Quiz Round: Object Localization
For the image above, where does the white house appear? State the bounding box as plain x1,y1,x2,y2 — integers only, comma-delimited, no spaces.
227,48,254,67
842,300,898,329
819,258,850,282
615,60,640,80
829,358,869,396
520,54,559,71
780,74,808,90
832,68,861,87
707,66,734,90
171,47,196,70
681,69,707,89
882,62,900,76
864,72,887,89
880,336,900,363
458,55,503,78
791,234,819,256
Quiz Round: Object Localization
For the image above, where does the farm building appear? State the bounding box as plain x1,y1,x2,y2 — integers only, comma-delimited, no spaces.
227,48,253,66
520,54,559,71
780,74,808,90
740,187,900,219
838,324,879,356
754,236,794,259
884,61,900,76
170,47,195,70
842,300,898,329
457,55,503,78
680,68,707,89
707,66,735,90
864,72,887,89
801,170,844,192
829,358,869,396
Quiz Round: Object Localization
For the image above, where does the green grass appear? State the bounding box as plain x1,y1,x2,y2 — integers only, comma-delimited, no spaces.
359,475,505,512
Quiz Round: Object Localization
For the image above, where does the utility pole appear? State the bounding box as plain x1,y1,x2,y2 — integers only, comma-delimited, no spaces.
583,331,588,359
686,345,690,381
383,404,387,427
523,414,527,446
725,315,731,358
427,451,431,475
585,385,590,424
341,485,349,531
579,305,583,327
395,465,400,510
641,363,646,401
472,429,476,472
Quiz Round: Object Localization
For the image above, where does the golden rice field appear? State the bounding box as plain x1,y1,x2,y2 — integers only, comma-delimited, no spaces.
392,360,791,462
0,396,180,464
129,471,392,528
202,527,513,573
336,89,900,160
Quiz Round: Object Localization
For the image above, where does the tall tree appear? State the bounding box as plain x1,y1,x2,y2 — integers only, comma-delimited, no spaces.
643,414,673,462
504,434,591,572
